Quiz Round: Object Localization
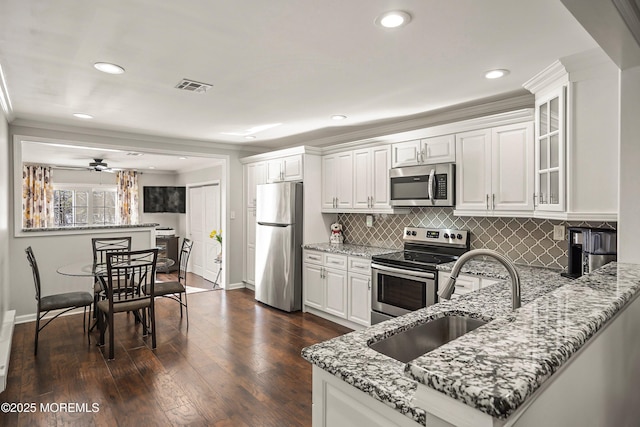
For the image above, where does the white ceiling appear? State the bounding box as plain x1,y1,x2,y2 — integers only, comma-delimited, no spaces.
2,0,598,164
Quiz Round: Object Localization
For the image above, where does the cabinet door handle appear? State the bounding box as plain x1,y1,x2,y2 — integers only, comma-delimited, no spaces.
368,278,371,290
486,194,489,210
533,193,537,207
421,147,426,163
492,193,495,210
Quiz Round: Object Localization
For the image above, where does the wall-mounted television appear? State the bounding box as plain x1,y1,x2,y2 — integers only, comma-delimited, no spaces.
143,186,186,213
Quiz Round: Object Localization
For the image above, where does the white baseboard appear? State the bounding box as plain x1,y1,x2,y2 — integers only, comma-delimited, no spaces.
15,306,88,325
226,281,248,290
0,310,16,393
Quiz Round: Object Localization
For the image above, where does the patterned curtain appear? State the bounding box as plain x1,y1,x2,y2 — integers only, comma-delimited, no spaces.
116,170,139,225
22,165,54,228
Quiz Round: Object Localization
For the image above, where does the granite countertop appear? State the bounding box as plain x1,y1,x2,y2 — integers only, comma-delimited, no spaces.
302,242,397,259
22,223,160,232
437,258,562,280
302,261,640,425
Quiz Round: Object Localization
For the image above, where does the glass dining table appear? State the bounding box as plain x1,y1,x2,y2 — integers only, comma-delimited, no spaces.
56,258,176,332
57,258,175,277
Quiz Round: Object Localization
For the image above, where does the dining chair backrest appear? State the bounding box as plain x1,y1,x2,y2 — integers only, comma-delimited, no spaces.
177,238,194,285
92,237,132,268
105,249,158,308
25,246,41,303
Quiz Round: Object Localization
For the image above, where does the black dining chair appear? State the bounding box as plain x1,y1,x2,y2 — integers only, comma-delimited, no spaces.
25,246,93,356
91,237,131,319
147,238,194,328
97,248,158,360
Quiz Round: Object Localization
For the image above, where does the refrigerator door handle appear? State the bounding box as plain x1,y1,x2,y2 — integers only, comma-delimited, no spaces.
257,222,290,227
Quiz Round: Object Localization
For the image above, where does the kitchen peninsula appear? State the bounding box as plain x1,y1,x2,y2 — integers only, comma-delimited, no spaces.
302,262,640,426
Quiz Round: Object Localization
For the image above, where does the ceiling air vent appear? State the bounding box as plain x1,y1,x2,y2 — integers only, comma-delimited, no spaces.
175,78,212,94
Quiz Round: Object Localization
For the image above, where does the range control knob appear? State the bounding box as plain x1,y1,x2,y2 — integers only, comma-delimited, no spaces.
411,231,417,236
406,230,411,236
443,233,450,239
457,234,463,240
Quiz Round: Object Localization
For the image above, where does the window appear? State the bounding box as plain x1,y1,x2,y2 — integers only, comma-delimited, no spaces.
53,186,117,226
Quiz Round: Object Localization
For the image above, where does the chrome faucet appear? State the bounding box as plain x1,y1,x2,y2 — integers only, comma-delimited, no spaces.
438,249,521,310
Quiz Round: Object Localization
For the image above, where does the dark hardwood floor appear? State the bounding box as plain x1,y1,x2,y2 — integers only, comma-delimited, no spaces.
156,271,218,290
0,288,352,426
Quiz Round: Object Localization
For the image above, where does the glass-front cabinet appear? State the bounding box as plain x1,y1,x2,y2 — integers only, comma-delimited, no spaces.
534,86,565,212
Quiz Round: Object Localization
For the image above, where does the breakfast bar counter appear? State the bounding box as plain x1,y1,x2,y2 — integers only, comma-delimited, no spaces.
302,262,640,426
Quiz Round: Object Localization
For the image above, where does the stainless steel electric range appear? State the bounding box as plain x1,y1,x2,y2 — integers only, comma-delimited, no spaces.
370,226,470,324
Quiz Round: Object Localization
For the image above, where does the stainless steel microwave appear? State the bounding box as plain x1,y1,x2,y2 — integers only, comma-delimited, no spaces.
389,163,455,207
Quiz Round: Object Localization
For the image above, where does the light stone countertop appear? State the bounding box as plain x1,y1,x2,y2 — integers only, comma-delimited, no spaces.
302,261,640,424
302,242,397,259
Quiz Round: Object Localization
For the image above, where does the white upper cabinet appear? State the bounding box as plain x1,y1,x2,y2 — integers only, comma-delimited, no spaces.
523,49,619,221
455,122,534,216
533,88,565,213
246,162,266,208
455,129,492,212
352,145,391,210
391,134,455,167
391,139,421,167
266,154,303,183
492,122,535,212
322,151,353,211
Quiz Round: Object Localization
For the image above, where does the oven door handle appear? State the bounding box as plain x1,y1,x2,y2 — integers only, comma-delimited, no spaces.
371,263,436,279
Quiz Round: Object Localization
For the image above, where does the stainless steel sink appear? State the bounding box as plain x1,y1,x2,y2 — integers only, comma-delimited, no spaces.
369,315,487,363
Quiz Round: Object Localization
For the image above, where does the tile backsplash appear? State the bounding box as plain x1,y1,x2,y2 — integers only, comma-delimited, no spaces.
337,208,616,270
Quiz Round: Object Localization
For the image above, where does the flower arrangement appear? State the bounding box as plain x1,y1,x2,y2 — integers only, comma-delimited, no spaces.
209,229,222,245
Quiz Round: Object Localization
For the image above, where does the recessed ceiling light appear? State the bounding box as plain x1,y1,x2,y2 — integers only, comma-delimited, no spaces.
73,113,93,119
94,62,125,75
485,69,510,79
331,115,347,121
245,136,256,140
376,11,411,28
148,166,156,169
178,157,187,160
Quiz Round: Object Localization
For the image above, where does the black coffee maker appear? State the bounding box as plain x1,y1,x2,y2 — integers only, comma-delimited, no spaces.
562,227,617,279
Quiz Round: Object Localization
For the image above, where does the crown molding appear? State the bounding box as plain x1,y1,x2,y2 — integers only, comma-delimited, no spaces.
275,92,533,150
9,118,263,155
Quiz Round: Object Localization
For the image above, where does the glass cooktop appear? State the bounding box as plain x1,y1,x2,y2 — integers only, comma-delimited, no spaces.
371,250,458,270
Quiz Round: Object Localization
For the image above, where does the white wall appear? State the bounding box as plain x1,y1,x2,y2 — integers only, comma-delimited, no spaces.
618,65,640,263
7,122,257,318
175,159,246,287
138,172,181,230
0,112,9,325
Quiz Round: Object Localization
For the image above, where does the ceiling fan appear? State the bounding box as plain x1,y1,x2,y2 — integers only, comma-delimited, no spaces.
88,159,114,172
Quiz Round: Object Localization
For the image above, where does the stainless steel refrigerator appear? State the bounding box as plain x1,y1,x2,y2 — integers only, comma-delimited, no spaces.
255,182,303,312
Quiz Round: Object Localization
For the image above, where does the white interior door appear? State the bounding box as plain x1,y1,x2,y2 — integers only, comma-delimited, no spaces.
203,185,221,283
189,187,204,276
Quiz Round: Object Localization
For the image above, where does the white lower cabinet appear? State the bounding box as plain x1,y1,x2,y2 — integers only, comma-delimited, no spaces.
347,273,371,327
303,263,324,309
324,268,347,318
312,366,419,427
439,271,500,299
303,250,372,328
